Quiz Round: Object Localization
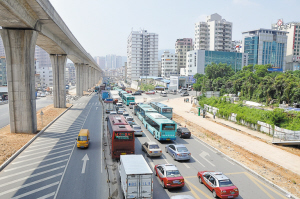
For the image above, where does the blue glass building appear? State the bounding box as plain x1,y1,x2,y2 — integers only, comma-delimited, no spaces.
242,29,287,71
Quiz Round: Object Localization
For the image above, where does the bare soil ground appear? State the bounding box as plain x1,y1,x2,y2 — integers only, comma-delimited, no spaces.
0,104,71,166
174,113,300,198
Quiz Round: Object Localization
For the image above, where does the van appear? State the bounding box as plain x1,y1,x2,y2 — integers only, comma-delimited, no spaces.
129,102,136,109
160,91,167,97
76,129,90,148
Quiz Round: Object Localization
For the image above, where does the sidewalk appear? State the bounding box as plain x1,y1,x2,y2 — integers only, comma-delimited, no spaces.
163,97,300,175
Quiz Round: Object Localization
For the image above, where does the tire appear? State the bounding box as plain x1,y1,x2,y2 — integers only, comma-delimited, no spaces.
161,180,166,189
154,169,157,176
173,154,176,160
212,190,217,198
199,177,203,184
165,147,168,153
141,146,144,152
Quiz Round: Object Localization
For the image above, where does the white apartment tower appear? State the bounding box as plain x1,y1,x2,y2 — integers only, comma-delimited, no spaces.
194,13,232,52
127,30,158,80
175,38,193,72
272,19,300,71
161,51,177,78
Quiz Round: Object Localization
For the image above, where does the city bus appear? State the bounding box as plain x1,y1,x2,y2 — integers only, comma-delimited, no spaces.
134,103,157,122
149,102,173,120
107,115,135,159
122,94,135,106
144,112,177,141
119,91,127,99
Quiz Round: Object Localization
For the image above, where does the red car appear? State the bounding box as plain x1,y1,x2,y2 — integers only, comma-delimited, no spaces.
126,90,132,93
145,90,155,94
197,171,239,198
154,164,184,189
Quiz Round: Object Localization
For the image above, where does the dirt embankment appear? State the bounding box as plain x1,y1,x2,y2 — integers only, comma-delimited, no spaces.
0,104,71,166
174,113,300,198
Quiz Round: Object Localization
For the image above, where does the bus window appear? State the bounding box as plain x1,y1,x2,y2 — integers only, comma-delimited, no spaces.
162,124,175,130
162,108,172,113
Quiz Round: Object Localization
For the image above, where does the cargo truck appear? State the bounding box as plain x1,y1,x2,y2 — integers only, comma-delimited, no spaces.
119,155,153,199
101,90,109,101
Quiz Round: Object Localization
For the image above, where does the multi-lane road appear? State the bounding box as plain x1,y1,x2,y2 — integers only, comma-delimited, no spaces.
0,92,291,199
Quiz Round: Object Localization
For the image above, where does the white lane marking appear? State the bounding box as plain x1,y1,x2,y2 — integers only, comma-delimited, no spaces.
9,154,69,169
199,151,215,167
164,158,169,164
11,182,59,199
183,163,190,168
16,148,71,163
18,145,73,158
193,136,217,153
144,131,151,141
54,103,94,199
37,192,55,199
4,159,67,173
149,162,155,169
25,142,74,152
224,158,235,165
0,166,65,188
0,173,62,196
81,154,89,174
191,155,205,167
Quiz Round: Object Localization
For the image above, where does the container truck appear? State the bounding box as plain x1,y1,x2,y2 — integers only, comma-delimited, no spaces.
101,90,109,101
119,155,153,199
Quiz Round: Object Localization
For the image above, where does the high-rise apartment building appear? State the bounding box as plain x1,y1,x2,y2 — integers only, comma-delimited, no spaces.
272,19,300,71
175,38,193,72
194,13,232,52
35,46,53,88
94,56,106,69
127,30,158,80
0,56,7,86
0,36,4,57
161,51,178,78
106,54,116,70
66,63,76,84
116,56,123,68
242,28,287,71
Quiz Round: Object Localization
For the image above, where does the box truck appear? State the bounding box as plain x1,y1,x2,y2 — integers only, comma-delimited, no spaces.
119,155,153,199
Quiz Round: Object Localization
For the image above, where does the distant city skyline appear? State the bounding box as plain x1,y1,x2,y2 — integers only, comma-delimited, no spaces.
48,0,300,57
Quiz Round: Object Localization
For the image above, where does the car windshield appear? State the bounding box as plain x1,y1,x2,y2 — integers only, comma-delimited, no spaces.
78,136,87,141
149,144,159,149
130,102,135,105
181,128,190,132
134,126,141,130
177,147,188,152
166,170,181,177
126,117,133,121
219,179,234,187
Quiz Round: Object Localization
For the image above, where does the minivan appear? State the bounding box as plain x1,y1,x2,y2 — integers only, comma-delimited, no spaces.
160,91,167,97
77,129,90,148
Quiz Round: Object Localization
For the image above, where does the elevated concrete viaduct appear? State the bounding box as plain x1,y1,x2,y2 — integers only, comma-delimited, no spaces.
0,0,102,133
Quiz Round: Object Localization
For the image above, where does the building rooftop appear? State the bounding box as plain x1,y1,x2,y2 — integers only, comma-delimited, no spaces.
242,28,288,34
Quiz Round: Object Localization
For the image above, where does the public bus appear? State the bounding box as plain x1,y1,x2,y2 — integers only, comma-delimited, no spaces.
107,115,135,159
144,112,177,141
122,94,135,106
149,102,173,120
119,91,128,99
134,103,157,122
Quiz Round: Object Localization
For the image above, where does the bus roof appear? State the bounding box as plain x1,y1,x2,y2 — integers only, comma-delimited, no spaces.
146,112,175,124
150,102,173,109
137,104,152,109
108,115,133,131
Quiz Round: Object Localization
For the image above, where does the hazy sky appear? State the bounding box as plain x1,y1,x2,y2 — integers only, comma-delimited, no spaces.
49,0,299,57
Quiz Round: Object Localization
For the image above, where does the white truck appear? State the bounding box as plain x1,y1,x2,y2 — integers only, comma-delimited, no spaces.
119,155,153,199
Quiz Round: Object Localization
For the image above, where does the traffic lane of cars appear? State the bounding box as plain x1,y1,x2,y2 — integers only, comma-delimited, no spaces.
56,95,109,199
125,103,287,199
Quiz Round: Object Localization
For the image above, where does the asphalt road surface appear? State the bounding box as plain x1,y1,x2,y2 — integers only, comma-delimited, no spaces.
0,97,53,129
112,93,289,199
0,93,109,199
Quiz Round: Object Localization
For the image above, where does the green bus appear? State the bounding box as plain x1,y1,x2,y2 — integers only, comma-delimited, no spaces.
144,112,177,141
134,103,157,122
122,94,135,106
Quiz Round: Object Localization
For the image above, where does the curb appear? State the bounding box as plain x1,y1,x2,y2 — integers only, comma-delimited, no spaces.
0,105,73,172
189,124,299,199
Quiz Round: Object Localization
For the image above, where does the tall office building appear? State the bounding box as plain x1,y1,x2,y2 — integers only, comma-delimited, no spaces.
116,56,123,68
161,51,178,78
272,19,300,71
194,13,232,52
106,54,116,70
175,38,193,72
127,30,158,80
94,56,106,69
242,29,287,71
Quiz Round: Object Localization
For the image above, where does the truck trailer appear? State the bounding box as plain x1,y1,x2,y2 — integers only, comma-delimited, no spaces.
119,155,153,199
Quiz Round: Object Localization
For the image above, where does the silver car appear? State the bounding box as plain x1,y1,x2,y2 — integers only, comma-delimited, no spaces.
132,125,143,136
165,144,191,161
142,141,162,157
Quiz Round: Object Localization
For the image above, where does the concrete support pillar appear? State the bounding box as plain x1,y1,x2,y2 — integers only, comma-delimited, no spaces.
0,29,38,133
50,54,67,108
94,69,97,85
84,65,89,91
75,63,83,96
88,66,92,88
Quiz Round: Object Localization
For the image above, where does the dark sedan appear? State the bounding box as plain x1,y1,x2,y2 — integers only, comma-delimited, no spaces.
177,127,191,138
132,91,142,95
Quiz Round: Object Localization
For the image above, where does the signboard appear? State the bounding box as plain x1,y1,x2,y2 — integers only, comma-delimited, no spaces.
268,68,283,72
189,75,196,84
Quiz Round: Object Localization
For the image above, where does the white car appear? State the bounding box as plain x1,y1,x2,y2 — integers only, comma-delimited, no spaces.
132,125,143,136
142,141,162,157
160,91,167,97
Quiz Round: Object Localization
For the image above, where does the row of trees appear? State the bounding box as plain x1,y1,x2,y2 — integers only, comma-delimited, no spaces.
193,63,300,104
